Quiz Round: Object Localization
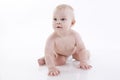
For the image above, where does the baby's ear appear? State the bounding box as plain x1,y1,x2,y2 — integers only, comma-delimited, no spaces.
72,20,76,25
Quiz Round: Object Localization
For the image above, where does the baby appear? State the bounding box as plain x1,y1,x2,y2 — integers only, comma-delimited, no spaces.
38,4,92,76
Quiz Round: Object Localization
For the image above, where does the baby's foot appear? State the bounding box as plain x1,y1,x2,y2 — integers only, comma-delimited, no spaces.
79,62,92,70
48,67,60,76
38,58,45,65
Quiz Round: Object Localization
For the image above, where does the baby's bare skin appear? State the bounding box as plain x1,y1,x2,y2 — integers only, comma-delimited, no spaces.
38,30,92,76
38,4,92,76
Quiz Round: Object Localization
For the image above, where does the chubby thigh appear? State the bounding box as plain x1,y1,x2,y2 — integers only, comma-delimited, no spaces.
54,53,68,66
72,49,90,61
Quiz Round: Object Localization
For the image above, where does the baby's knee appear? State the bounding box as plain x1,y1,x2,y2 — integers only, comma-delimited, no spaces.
55,56,66,66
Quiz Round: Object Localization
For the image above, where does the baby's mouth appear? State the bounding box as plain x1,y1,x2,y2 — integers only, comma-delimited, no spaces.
56,26,62,28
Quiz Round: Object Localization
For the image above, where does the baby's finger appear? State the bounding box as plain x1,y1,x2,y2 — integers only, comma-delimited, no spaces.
54,71,60,76
88,65,92,69
48,72,53,76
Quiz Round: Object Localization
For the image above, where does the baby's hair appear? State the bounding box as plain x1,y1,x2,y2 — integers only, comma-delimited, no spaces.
55,4,74,11
55,4,75,22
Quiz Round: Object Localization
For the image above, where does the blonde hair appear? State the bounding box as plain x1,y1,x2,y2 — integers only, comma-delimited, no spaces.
55,4,74,11
54,4,75,21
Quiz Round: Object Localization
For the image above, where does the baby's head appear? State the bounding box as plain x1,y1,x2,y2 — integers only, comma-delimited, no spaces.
53,4,75,31
54,4,75,21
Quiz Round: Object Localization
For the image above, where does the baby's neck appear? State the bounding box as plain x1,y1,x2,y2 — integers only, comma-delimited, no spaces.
55,29,72,37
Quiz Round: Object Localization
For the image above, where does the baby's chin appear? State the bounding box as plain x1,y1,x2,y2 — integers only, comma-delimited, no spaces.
54,27,63,31
54,29,64,33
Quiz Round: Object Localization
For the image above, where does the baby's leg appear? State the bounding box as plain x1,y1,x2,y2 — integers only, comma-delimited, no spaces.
72,50,89,61
54,54,67,66
72,49,92,69
38,54,67,66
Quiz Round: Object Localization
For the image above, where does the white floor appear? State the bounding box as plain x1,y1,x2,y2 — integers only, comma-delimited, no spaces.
0,48,120,80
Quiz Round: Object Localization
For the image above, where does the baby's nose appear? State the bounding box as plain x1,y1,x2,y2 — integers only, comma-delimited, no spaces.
57,22,60,24
56,20,61,24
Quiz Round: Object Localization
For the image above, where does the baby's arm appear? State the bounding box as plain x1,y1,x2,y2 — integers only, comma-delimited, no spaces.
74,31,86,53
45,36,60,76
73,31,92,69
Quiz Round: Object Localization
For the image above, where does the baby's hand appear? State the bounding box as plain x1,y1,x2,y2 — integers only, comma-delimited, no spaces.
79,62,92,70
48,67,60,76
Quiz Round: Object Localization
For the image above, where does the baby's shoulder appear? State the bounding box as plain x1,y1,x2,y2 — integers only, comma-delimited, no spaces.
47,32,57,41
71,29,80,37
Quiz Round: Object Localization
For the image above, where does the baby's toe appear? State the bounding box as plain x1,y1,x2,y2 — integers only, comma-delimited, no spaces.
38,58,45,65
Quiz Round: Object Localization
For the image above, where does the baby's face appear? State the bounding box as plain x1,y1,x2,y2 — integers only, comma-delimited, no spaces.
53,9,74,32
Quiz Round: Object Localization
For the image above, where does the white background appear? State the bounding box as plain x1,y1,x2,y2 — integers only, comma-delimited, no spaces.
0,0,120,80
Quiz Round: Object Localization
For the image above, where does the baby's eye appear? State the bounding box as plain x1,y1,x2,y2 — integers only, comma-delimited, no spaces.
53,18,57,21
61,18,66,21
